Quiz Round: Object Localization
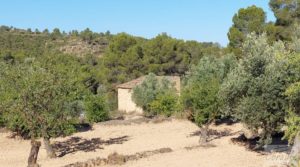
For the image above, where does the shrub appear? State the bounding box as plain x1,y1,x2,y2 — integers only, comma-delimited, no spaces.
132,73,161,111
84,95,109,123
149,91,181,117
132,73,180,116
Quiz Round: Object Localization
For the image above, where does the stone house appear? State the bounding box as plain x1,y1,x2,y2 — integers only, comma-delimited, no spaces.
116,76,181,114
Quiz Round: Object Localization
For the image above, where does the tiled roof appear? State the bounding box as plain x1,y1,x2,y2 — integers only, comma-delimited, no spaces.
116,75,180,90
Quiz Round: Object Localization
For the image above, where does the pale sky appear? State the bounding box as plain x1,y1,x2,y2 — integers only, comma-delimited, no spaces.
0,0,275,46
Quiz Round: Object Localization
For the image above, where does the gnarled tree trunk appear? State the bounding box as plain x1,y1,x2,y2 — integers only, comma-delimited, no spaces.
27,139,41,167
289,132,300,167
43,137,56,158
199,124,209,144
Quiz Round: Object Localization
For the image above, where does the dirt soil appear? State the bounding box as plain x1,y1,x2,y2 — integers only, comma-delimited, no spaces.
0,119,289,167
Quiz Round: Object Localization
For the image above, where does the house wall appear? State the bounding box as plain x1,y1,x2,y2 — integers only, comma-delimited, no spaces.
118,88,143,114
172,77,181,95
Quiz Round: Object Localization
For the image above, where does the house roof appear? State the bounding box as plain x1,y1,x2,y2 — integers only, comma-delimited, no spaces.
116,76,146,89
116,75,180,89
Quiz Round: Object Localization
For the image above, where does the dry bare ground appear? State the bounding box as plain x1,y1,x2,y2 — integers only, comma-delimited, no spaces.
0,119,289,167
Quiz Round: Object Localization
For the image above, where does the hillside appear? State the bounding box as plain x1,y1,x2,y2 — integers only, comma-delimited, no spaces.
0,25,224,98
0,26,111,59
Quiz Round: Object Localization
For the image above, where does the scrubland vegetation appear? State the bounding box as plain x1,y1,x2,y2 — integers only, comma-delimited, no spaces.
1,0,300,166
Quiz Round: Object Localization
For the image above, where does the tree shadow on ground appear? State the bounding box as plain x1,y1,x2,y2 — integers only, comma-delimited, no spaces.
231,133,291,153
52,135,129,157
214,118,236,126
189,128,237,142
74,123,93,133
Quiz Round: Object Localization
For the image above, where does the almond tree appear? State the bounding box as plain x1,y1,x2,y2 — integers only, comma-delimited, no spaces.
0,56,86,166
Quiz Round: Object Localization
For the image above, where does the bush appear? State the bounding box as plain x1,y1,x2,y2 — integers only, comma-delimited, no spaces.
132,73,161,111
132,73,180,116
84,95,109,123
149,91,181,117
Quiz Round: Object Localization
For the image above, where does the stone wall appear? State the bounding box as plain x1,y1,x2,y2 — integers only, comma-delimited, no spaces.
117,88,143,114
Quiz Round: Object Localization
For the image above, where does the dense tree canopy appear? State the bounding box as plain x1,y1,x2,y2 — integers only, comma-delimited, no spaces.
0,55,87,158
0,26,223,114
99,33,223,88
182,55,237,126
227,5,267,57
220,33,297,146
270,0,300,40
283,52,300,143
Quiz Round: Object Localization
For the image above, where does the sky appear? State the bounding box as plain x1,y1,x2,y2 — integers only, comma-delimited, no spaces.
0,0,275,46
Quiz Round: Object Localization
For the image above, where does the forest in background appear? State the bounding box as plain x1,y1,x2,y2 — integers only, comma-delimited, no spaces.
1,0,300,166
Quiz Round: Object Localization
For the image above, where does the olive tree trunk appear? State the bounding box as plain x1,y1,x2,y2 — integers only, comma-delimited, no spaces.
43,137,56,158
199,124,210,144
27,139,41,167
289,132,300,167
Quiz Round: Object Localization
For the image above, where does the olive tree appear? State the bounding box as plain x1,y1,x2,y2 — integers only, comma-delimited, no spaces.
182,55,237,143
283,36,300,167
220,33,293,146
0,57,87,166
285,82,300,142
283,25,300,145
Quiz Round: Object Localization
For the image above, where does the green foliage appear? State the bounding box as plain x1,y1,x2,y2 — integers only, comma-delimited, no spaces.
132,73,167,111
0,55,88,139
143,34,190,75
269,0,300,41
289,24,300,53
99,33,223,86
84,95,109,123
286,82,300,112
132,73,179,116
0,115,4,127
284,110,300,144
228,5,267,57
0,41,111,140
51,28,62,40
283,53,300,143
149,91,181,117
220,33,294,145
182,55,237,126
1,107,30,137
80,28,95,42
0,26,223,112
100,33,143,84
